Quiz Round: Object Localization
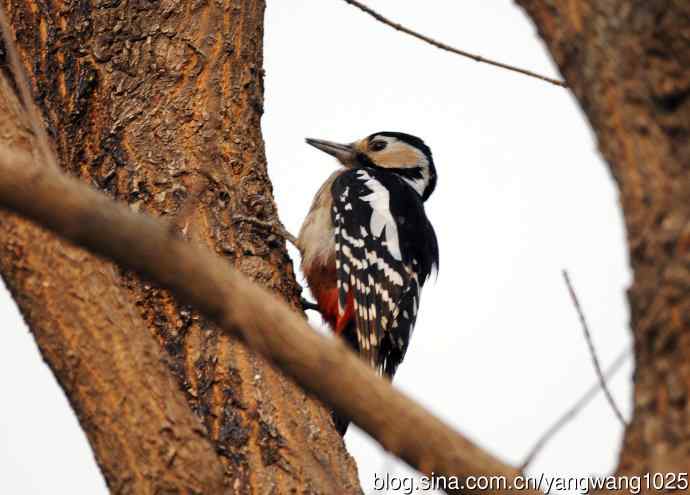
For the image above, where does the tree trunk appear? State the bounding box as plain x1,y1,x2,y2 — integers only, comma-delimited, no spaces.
0,1,360,493
517,0,690,483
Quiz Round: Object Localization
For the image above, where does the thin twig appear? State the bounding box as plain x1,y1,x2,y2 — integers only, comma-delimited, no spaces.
519,347,631,471
562,270,628,427
0,5,57,168
341,0,567,88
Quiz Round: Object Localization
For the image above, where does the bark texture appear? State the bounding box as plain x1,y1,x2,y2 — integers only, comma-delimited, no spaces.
0,55,227,495
0,227,225,495
0,0,359,493
517,0,690,483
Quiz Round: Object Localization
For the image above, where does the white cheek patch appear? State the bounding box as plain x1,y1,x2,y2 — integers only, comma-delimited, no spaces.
402,148,431,196
401,167,429,197
357,170,402,261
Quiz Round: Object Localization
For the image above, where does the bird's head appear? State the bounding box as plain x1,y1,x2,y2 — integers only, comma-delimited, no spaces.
305,131,437,201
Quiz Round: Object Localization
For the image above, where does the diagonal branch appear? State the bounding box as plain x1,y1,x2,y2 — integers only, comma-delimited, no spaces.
0,144,539,495
562,270,627,427
341,0,567,88
520,347,631,471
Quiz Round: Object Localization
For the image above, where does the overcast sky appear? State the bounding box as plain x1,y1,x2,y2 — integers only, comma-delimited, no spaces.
0,1,633,493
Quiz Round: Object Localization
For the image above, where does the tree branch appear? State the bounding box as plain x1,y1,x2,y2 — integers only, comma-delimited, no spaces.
341,0,566,88
562,270,627,427
520,347,631,471
0,144,538,495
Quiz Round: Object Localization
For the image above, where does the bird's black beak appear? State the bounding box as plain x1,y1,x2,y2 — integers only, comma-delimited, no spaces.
305,138,357,166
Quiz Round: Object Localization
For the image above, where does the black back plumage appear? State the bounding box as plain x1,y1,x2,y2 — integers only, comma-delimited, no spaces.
331,166,438,378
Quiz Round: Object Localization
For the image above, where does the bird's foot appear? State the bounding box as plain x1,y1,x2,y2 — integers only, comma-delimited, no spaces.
300,297,320,313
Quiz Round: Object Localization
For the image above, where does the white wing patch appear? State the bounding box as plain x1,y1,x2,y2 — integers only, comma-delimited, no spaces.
357,170,402,261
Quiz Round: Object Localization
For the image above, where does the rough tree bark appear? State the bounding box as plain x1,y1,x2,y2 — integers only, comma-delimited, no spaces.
517,0,690,485
0,1,360,493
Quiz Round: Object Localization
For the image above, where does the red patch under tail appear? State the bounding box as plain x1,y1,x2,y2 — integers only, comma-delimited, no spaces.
315,287,354,335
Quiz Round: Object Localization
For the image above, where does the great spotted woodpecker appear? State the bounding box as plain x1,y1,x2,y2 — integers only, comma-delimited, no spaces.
297,132,438,434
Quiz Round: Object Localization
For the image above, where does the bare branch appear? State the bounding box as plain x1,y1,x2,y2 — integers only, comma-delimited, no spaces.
341,0,567,88
0,144,539,495
0,6,57,168
519,347,631,471
562,270,628,427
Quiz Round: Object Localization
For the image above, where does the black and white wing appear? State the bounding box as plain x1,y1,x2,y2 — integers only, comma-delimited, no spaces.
331,167,438,377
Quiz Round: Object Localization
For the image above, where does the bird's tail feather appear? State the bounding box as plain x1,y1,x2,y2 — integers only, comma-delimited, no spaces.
330,319,358,436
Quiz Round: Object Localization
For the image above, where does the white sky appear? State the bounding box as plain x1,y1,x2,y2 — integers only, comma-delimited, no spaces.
0,1,633,493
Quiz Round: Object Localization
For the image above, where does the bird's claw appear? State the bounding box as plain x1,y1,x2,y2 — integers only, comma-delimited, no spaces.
300,297,320,313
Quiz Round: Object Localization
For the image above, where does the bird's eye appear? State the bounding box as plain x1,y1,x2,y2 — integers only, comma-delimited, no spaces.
370,140,387,152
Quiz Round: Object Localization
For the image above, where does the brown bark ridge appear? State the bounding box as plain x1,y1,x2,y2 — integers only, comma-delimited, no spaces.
0,0,359,493
517,0,690,484
0,59,226,494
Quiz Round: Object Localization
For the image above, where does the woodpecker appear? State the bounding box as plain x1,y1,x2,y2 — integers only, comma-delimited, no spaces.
297,132,438,434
